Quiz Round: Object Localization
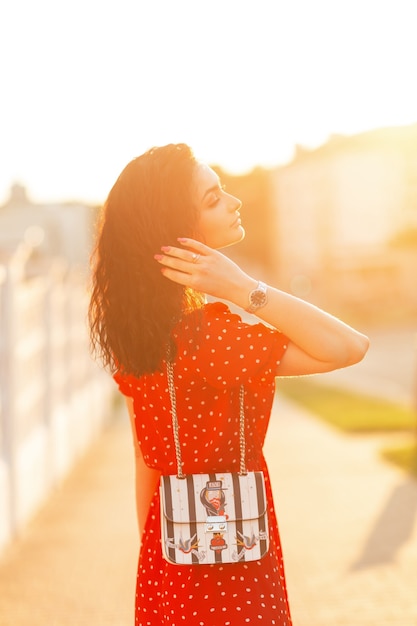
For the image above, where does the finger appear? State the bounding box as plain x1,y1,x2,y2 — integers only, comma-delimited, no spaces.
160,244,204,266
177,238,212,255
158,266,194,287
154,252,194,275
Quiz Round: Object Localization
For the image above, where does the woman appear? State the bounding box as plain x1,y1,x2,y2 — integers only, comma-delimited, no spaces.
89,143,369,625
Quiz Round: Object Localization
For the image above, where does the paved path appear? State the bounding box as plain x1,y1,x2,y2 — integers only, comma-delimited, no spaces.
267,395,417,626
0,393,416,626
316,324,417,406
0,412,138,626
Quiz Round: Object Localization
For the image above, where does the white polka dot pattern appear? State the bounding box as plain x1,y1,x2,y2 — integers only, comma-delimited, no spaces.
114,302,292,625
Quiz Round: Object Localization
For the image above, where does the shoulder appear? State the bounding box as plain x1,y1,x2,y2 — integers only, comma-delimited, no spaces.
183,301,236,322
173,301,289,387
177,301,283,341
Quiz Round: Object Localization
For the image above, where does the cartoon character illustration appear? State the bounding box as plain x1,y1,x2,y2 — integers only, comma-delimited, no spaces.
200,480,227,517
236,529,258,550
177,534,200,554
200,479,229,551
209,532,227,552
231,529,269,561
165,534,206,561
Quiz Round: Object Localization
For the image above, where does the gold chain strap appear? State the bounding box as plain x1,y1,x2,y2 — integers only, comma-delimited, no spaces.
238,384,247,476
166,359,184,478
166,359,247,479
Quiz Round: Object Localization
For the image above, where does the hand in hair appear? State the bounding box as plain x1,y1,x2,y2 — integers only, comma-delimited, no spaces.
154,237,255,306
154,237,369,376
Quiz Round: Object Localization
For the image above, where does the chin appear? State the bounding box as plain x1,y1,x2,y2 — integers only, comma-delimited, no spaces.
231,225,246,245
217,226,246,250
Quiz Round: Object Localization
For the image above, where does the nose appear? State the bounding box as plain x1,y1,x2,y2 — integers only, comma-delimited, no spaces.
227,193,242,212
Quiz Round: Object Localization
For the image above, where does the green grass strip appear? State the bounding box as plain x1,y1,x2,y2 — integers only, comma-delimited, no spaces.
277,377,416,432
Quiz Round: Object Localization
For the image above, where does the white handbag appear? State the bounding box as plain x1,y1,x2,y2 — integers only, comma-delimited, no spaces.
159,361,269,565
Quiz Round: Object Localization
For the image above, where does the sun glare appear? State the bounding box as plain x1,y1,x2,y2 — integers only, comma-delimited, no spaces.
0,0,416,203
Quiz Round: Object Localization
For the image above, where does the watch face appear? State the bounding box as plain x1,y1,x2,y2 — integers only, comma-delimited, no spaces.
247,282,267,312
250,290,267,307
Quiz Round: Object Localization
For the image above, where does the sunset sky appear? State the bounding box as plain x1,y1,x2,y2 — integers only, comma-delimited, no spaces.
1,0,417,205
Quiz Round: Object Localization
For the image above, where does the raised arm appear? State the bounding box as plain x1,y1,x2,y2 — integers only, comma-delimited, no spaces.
154,238,369,376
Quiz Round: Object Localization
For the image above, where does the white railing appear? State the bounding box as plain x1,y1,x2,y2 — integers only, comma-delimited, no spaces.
0,244,114,552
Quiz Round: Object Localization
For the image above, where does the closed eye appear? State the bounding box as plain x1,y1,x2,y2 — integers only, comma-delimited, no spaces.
207,184,226,208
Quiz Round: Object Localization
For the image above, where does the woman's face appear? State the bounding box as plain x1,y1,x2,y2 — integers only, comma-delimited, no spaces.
193,163,244,249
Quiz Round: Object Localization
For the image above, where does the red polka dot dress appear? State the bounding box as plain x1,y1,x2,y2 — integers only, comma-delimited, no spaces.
115,303,293,625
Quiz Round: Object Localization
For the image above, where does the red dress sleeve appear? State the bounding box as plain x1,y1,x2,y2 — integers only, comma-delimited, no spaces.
113,370,136,397
175,302,289,390
113,302,289,393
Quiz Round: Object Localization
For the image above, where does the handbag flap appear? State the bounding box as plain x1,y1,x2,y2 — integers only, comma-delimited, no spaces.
160,472,267,524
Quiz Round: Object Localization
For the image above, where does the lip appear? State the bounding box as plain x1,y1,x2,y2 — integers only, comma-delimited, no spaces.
231,214,241,228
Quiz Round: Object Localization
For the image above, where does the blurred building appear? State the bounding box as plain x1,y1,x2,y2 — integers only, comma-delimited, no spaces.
0,183,97,270
270,123,417,321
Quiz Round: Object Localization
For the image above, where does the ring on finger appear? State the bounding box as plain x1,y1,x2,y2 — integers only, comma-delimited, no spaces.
192,253,201,263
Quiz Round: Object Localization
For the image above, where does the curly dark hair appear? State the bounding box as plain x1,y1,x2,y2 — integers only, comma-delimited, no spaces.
88,143,205,377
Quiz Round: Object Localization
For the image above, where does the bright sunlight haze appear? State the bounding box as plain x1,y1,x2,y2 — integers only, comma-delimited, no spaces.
1,0,416,204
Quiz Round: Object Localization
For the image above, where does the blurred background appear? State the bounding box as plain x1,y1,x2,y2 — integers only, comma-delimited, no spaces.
1,1,416,624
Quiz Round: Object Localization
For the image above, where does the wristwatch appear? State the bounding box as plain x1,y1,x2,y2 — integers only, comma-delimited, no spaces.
246,281,268,313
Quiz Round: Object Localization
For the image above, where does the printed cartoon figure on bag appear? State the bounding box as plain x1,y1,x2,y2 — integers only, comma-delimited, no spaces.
232,529,269,561
236,529,260,550
165,534,206,561
209,532,227,552
200,480,228,517
201,480,229,551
